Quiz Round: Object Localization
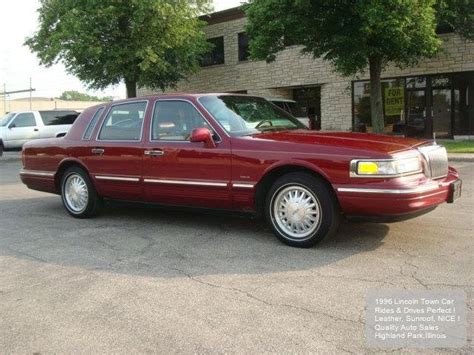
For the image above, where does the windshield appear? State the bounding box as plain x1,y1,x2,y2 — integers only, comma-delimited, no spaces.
199,95,306,136
0,113,15,127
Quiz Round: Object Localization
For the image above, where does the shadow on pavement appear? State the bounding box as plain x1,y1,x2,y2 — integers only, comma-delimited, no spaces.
0,195,389,278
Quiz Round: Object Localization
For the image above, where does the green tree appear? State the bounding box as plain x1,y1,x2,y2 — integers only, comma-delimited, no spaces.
26,0,212,98
244,0,471,133
58,90,111,101
436,0,474,40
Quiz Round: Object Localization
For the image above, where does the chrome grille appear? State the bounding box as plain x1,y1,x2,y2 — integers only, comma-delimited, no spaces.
418,145,448,179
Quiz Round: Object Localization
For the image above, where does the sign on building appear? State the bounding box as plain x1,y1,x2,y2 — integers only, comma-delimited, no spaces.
384,86,404,116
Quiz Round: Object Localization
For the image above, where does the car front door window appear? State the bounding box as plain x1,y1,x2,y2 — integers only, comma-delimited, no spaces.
11,113,36,128
151,101,212,141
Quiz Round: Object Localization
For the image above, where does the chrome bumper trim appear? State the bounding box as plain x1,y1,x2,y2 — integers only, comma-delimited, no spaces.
20,169,55,177
95,175,140,182
337,184,441,195
144,179,228,187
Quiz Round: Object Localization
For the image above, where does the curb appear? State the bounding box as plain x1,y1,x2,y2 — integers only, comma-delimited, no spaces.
448,157,474,163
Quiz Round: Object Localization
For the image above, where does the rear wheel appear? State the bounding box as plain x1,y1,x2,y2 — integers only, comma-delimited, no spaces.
61,166,101,218
265,172,340,248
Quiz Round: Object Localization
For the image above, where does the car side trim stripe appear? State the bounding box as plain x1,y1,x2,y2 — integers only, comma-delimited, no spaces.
95,175,140,182
232,183,255,189
337,185,440,195
20,169,55,177
143,179,228,187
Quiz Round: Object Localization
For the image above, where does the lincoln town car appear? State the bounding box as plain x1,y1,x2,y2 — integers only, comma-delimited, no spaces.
19,94,462,247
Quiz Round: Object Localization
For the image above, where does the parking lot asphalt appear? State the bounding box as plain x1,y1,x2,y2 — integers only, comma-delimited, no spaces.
0,156,472,353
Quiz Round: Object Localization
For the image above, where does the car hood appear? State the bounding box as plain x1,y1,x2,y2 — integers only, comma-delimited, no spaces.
248,130,429,155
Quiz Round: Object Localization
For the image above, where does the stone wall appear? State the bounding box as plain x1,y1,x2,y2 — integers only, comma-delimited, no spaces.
139,16,474,131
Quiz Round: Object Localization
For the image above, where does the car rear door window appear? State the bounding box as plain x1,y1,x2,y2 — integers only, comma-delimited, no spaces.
83,107,104,140
39,111,79,125
98,101,147,141
151,101,210,141
11,113,36,127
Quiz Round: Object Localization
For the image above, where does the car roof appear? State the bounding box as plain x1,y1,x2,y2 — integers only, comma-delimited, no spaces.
8,109,79,114
114,92,265,102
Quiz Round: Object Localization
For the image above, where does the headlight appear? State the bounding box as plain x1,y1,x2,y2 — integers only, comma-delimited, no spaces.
350,156,422,177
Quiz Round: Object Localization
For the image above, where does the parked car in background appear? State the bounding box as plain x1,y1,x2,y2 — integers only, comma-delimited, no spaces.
20,94,461,248
0,110,79,156
266,97,314,129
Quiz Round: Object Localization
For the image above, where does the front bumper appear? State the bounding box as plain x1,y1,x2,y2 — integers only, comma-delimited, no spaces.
335,167,461,220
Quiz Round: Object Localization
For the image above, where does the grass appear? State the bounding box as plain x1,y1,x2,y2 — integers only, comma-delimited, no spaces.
439,140,474,153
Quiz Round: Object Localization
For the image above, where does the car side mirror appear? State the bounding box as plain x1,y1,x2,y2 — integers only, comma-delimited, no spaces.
190,127,216,148
8,123,15,129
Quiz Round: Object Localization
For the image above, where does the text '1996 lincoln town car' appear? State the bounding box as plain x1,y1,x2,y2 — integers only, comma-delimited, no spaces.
20,94,462,247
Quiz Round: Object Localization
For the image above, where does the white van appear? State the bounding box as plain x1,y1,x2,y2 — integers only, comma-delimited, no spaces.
0,110,79,156
266,97,312,128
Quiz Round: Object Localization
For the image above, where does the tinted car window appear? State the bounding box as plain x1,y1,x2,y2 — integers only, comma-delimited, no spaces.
39,111,79,126
12,113,36,128
98,102,146,141
287,102,306,117
83,107,104,140
152,101,210,141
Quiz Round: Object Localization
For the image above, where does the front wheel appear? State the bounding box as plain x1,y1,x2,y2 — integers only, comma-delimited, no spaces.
61,166,101,218
265,172,340,248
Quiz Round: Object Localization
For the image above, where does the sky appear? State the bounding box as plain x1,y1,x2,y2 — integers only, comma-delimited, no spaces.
0,0,243,100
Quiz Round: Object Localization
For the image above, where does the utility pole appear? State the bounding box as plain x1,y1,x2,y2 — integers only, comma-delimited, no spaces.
2,84,6,115
29,77,32,110
0,87,37,115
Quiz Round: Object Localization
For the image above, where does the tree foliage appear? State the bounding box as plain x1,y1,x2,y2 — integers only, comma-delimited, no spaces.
244,0,472,133
58,90,112,102
436,0,474,40
26,0,212,97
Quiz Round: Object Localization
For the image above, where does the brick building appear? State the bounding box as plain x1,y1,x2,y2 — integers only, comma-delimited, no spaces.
139,7,474,139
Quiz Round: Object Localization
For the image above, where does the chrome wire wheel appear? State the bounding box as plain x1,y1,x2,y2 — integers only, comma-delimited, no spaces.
272,185,322,240
64,173,89,213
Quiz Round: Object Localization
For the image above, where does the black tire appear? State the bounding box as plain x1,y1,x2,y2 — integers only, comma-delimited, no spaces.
60,166,101,218
265,172,340,248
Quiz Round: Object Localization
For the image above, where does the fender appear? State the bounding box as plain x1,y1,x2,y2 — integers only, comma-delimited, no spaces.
259,158,332,184
55,157,95,190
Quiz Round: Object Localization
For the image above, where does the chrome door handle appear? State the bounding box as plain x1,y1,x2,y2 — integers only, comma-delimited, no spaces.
91,148,105,155
144,150,164,156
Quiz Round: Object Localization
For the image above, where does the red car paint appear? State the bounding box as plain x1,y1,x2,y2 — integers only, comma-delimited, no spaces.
19,94,460,219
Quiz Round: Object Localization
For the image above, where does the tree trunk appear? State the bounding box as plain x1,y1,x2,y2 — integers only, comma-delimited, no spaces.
125,79,137,98
369,56,384,134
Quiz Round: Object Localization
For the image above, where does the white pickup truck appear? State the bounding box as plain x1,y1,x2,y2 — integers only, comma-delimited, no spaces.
0,110,79,156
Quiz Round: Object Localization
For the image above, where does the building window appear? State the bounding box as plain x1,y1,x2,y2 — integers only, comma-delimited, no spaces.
238,32,249,62
200,37,224,67
353,72,474,138
353,79,405,134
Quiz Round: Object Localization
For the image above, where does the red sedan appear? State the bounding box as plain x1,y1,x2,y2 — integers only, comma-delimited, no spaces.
20,94,461,247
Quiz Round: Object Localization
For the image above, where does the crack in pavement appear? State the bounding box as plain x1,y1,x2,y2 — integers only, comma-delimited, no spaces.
168,266,365,327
